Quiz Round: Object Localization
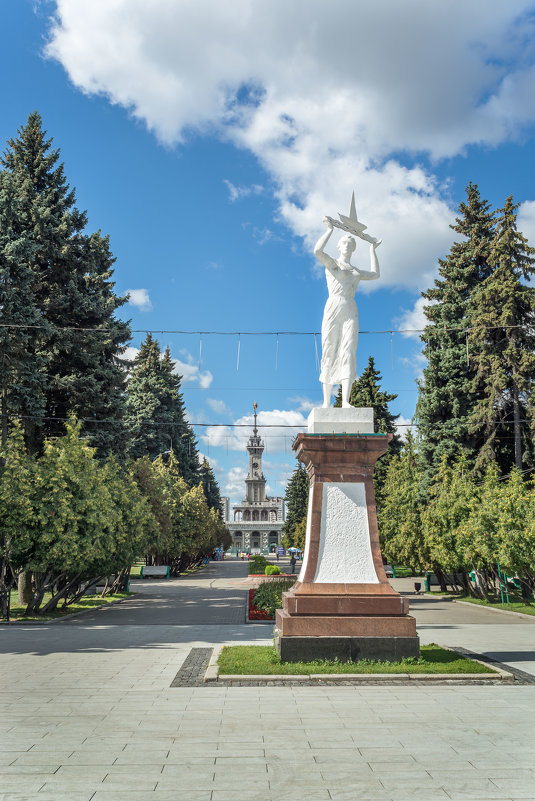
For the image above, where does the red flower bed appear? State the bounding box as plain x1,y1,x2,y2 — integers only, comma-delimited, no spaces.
248,589,274,621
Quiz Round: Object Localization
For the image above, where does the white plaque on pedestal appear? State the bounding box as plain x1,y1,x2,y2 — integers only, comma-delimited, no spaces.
307,407,374,434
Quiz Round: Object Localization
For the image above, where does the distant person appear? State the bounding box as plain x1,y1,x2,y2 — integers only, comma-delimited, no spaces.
290,555,296,573
276,552,279,562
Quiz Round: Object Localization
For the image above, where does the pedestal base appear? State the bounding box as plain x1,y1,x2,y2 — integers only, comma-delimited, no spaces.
275,630,420,663
276,426,420,664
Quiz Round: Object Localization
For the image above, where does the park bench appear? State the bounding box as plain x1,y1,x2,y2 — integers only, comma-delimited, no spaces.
140,565,170,579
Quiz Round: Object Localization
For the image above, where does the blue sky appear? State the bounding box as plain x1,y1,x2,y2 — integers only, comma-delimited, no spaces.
3,1,535,504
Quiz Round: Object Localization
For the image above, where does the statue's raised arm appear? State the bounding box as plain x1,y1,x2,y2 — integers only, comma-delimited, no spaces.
314,217,337,272
316,193,382,408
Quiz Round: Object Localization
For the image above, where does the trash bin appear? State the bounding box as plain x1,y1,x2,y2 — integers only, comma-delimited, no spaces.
414,582,422,595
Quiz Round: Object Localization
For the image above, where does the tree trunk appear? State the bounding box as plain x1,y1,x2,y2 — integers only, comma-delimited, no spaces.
1,380,7,451
40,573,82,613
24,568,57,615
17,571,33,604
512,381,522,469
435,567,448,593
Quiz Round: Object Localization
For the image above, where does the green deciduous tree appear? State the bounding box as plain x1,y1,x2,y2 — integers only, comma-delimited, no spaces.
379,433,429,573
422,457,477,592
149,452,226,570
24,418,115,613
129,455,174,563
0,422,35,596
96,457,153,595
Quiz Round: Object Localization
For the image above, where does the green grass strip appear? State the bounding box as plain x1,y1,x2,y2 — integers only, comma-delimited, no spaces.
5,591,133,622
455,595,535,616
217,644,494,675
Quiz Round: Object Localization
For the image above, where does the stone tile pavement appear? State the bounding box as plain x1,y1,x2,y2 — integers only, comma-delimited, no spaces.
1,558,534,801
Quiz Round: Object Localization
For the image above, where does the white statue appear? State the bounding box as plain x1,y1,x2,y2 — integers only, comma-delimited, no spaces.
314,194,381,408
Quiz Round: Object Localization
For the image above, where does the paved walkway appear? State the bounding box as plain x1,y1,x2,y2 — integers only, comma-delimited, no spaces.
1,558,535,801
66,560,250,626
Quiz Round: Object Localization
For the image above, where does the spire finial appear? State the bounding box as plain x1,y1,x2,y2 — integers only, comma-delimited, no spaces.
253,401,258,435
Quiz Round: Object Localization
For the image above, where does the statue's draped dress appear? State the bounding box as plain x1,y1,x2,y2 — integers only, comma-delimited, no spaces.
319,265,360,385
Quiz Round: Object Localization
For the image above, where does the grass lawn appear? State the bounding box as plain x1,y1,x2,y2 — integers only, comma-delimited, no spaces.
455,595,535,616
217,644,494,675
4,591,133,622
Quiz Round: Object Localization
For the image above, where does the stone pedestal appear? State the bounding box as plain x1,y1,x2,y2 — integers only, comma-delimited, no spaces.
275,409,419,662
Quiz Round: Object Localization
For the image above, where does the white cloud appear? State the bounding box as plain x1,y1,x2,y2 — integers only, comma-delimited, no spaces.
122,345,139,361
197,452,220,471
288,396,316,413
223,179,264,202
46,1,535,289
126,288,153,311
201,407,307,451
397,296,432,339
207,398,231,416
121,345,212,387
222,466,247,498
400,350,427,380
518,200,535,247
171,350,213,388
395,415,416,441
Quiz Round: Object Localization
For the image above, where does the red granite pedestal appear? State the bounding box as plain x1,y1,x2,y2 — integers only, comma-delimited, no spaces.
275,431,419,662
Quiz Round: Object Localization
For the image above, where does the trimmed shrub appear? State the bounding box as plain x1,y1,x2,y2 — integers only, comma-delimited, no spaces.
265,565,281,575
249,555,268,574
253,579,295,617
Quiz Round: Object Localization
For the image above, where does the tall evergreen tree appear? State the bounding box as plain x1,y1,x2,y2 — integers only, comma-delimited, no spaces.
335,356,402,510
1,112,130,455
0,171,46,447
416,183,495,483
160,346,199,485
281,463,309,548
467,196,535,473
125,335,199,484
199,457,223,516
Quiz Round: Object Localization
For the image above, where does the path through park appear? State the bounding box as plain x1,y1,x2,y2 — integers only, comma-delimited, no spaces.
1,557,534,801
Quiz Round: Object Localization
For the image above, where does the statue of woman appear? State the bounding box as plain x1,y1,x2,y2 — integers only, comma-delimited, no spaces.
314,217,381,408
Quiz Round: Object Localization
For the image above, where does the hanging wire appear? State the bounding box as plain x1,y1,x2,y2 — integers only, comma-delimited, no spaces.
390,331,394,369
199,332,203,368
314,333,320,374
275,334,279,371
236,334,241,371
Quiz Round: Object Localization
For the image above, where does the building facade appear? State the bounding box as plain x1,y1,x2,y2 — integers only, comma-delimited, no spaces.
228,403,285,555
220,496,230,523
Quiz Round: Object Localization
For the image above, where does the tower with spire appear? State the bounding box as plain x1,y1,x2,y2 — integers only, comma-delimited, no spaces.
244,401,266,503
226,402,285,555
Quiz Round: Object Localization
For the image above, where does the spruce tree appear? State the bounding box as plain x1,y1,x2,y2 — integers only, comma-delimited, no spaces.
125,335,199,484
1,112,130,455
199,457,223,515
160,346,199,485
416,183,495,484
467,196,535,473
0,171,46,447
335,356,402,511
281,463,309,548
